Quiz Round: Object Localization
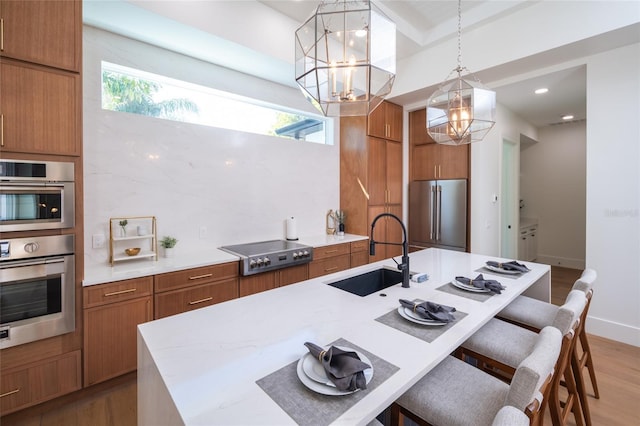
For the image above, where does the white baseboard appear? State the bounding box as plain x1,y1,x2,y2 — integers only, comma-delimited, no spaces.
585,315,640,347
535,254,585,270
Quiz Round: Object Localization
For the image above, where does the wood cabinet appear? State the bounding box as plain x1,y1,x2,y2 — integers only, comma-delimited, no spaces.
341,103,404,241
239,272,277,297
0,350,81,415
368,204,403,262
0,59,80,155
409,107,432,145
350,240,369,267
278,264,309,287
368,101,403,142
0,0,82,72
83,277,153,386
154,263,238,319
412,143,469,180
308,243,352,279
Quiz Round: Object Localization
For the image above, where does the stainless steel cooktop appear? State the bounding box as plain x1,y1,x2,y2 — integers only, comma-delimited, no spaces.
220,239,313,276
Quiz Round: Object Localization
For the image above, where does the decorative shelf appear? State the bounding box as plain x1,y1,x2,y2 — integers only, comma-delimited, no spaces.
109,216,158,265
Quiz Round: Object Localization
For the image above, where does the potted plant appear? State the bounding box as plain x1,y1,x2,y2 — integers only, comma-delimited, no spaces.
335,210,346,236
119,219,128,237
160,236,178,258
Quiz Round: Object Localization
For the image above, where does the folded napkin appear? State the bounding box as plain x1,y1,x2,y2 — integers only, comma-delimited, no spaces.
303,342,371,391
399,299,456,323
456,274,506,294
486,260,530,273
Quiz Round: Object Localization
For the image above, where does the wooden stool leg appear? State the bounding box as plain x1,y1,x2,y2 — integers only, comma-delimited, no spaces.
572,348,593,426
579,328,600,398
564,359,585,426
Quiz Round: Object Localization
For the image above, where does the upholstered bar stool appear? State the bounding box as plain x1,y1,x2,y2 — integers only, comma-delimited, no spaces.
498,269,598,425
391,326,562,426
459,290,587,426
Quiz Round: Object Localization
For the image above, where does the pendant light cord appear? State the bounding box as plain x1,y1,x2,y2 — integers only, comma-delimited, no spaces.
456,0,462,74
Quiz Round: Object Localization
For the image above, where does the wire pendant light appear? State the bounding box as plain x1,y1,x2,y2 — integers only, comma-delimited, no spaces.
426,0,496,145
295,0,396,117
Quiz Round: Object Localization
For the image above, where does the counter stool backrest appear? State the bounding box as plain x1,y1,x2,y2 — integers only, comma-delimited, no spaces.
572,268,597,295
505,326,562,412
553,290,588,336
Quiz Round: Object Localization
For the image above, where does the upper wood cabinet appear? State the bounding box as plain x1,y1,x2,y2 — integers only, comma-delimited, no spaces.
412,143,469,180
410,108,469,181
368,137,402,205
0,0,82,72
409,108,434,145
0,59,80,156
368,101,403,142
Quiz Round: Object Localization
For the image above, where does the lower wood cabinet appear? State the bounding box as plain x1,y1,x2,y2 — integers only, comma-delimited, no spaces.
350,240,370,267
0,350,81,415
239,272,277,297
308,240,369,279
83,277,153,387
278,264,309,287
154,263,238,319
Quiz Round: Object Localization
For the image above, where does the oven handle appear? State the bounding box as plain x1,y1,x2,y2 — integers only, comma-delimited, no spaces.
0,183,65,192
0,256,65,270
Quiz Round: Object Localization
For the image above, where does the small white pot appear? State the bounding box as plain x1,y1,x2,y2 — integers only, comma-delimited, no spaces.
163,247,175,258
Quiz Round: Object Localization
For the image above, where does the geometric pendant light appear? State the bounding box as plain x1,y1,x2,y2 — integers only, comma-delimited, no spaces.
426,0,496,145
295,0,396,117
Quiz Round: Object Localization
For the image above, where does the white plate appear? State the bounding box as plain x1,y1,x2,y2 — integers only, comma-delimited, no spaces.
297,347,373,395
451,279,492,293
397,306,448,326
485,264,522,275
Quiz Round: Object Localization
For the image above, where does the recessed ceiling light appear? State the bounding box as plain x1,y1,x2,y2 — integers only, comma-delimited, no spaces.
534,88,549,94
562,114,574,120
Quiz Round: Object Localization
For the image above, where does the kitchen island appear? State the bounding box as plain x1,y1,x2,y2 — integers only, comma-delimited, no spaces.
138,248,550,425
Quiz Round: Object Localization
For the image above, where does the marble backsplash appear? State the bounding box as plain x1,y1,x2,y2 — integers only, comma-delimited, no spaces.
83,27,339,269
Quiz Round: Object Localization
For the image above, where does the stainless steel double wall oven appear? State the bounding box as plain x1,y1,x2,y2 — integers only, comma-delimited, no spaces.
0,159,76,349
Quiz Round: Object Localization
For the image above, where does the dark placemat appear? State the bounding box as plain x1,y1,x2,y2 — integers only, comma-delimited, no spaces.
475,266,525,280
436,282,496,302
375,304,468,343
255,337,399,426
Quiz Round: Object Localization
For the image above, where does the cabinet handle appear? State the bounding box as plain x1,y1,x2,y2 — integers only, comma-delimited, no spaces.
104,288,136,297
439,165,442,178
189,273,213,280
1,114,4,147
324,249,338,254
188,297,214,305
1,388,20,398
1,18,4,51
433,165,437,178
324,266,338,272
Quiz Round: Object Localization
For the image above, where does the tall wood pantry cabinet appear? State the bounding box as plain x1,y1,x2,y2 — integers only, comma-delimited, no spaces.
0,0,84,416
340,101,404,262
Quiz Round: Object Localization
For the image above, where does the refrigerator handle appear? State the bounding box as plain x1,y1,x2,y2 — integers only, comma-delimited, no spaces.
436,185,442,241
429,185,434,239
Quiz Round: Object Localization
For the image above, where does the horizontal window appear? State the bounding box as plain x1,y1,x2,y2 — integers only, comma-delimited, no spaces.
101,61,331,144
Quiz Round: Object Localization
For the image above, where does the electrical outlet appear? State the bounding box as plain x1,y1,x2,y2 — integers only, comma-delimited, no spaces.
92,234,106,249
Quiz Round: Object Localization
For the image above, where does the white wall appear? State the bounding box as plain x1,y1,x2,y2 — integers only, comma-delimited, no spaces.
83,26,339,269
520,122,587,269
585,42,640,346
470,105,537,256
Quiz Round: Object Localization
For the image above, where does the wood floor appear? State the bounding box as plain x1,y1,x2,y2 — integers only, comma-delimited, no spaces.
3,267,639,426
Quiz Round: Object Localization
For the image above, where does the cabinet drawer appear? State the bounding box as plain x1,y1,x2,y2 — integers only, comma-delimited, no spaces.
350,251,369,268
155,278,238,319
309,255,351,278
83,276,153,308
155,262,238,293
1,350,81,415
312,243,350,261
350,239,369,253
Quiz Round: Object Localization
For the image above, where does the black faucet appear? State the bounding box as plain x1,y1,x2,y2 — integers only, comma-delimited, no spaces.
369,212,410,288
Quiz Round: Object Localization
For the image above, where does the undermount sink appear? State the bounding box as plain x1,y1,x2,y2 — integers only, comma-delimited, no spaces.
326,268,403,297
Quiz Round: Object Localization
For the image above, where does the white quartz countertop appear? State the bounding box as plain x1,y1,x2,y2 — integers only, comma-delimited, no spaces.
83,234,368,286
137,248,550,425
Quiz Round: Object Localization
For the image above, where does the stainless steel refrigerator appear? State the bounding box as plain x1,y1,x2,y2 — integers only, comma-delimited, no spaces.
409,179,467,251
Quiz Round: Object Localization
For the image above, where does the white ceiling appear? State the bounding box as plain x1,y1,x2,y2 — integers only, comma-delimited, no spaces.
83,1,638,128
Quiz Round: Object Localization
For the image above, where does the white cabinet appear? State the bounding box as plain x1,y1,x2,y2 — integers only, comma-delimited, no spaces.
109,216,157,265
518,224,538,261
